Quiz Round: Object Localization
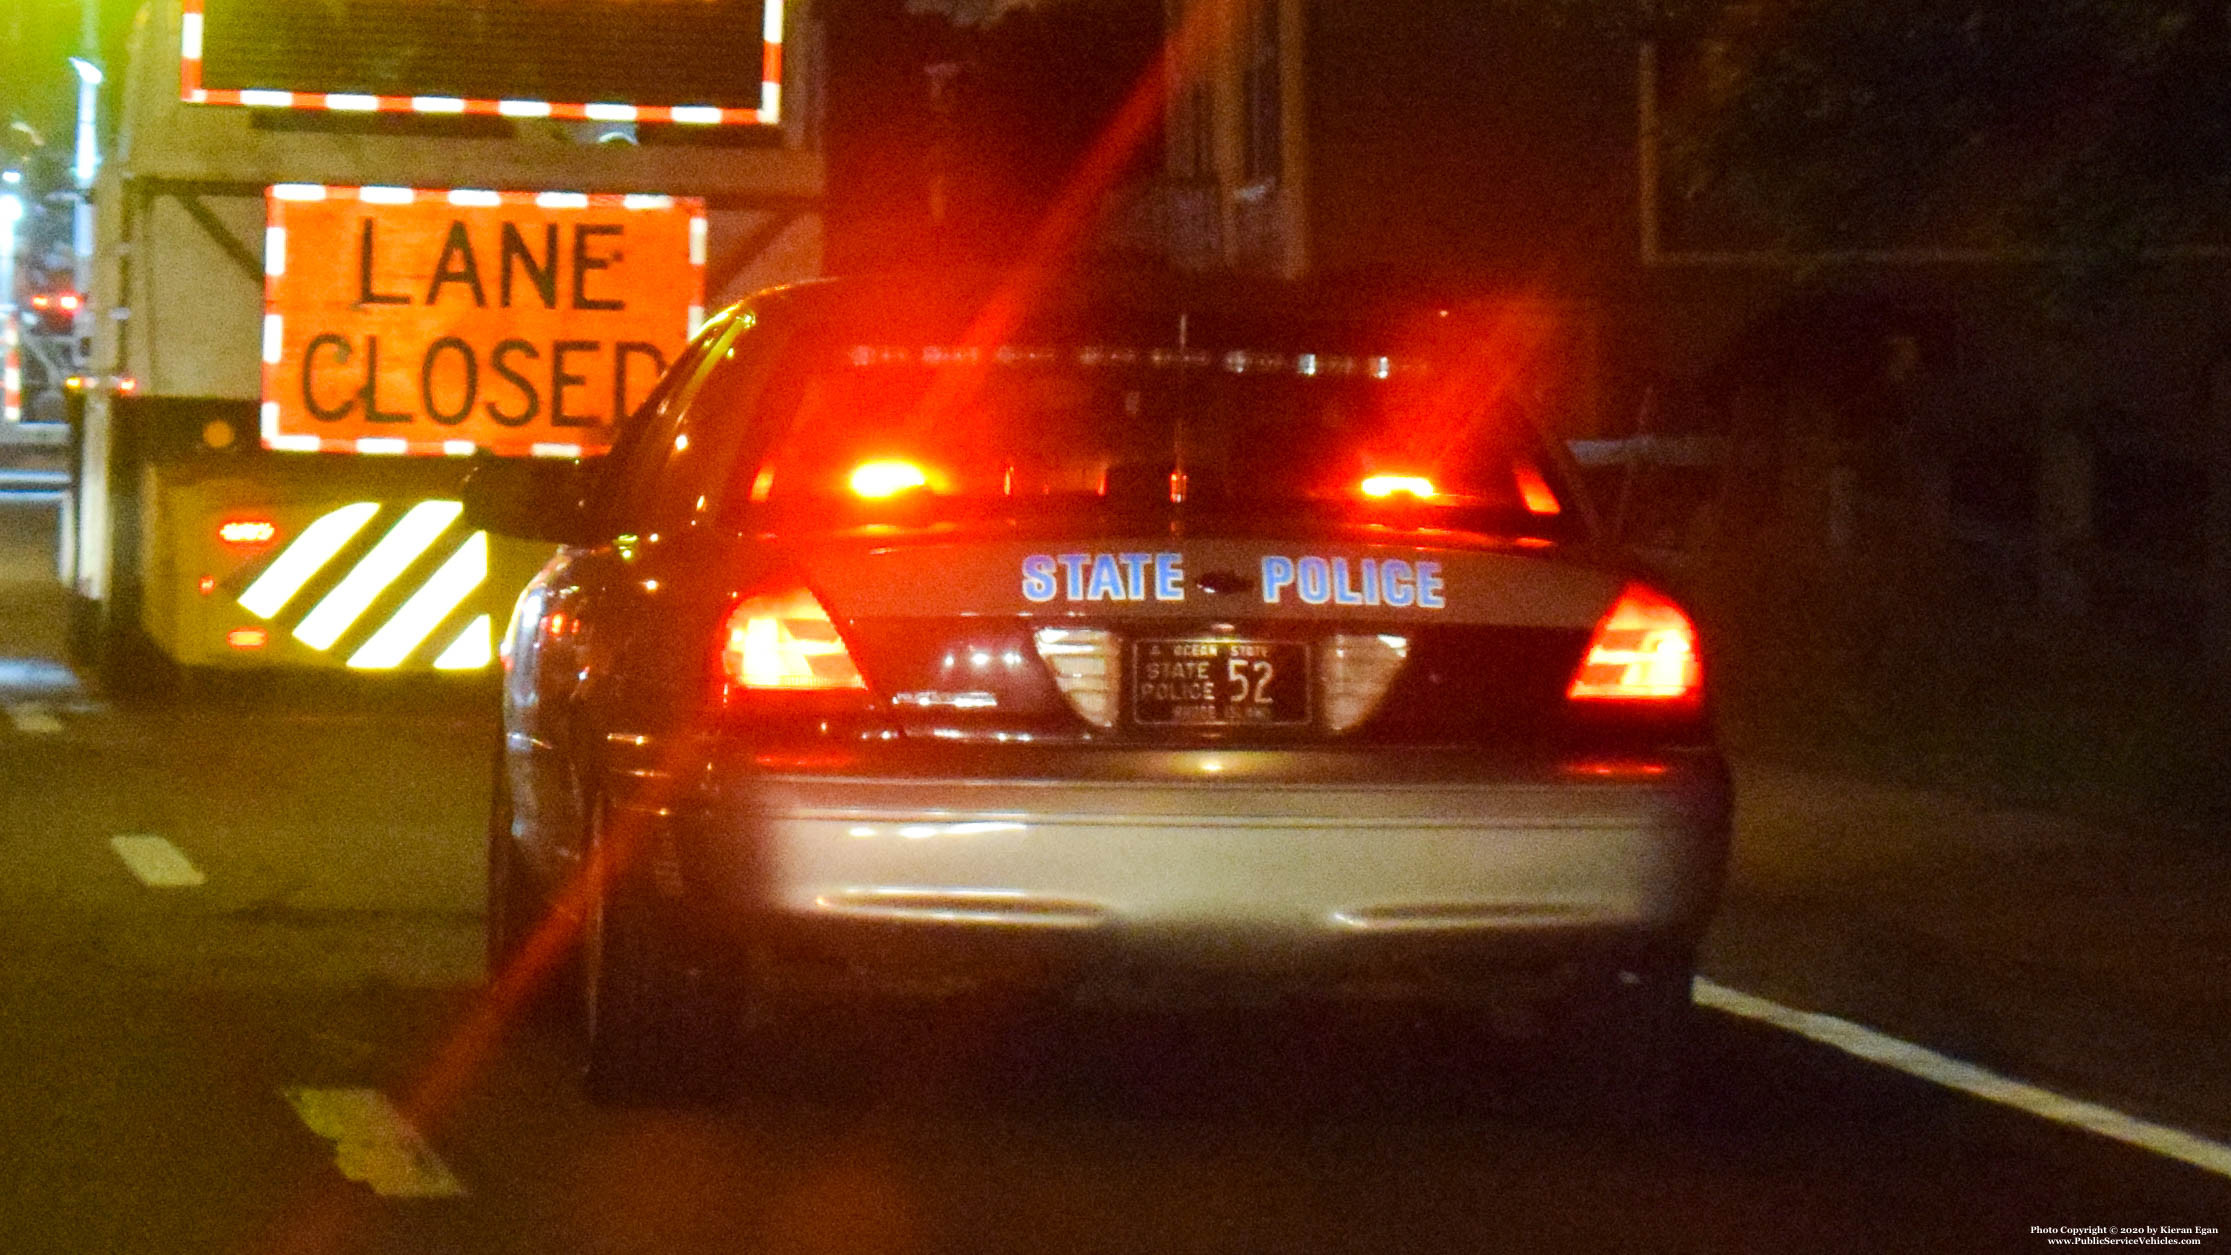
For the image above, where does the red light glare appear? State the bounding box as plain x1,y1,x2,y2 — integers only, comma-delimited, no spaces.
115,376,138,394
1559,759,1672,780
1360,474,1436,500
226,627,269,649
197,576,216,595
1514,461,1561,515
217,518,278,546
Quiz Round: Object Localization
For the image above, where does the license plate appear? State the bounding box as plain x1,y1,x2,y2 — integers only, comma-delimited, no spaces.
1130,638,1309,726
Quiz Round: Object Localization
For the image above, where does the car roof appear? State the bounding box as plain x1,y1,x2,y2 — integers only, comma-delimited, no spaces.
738,269,1503,341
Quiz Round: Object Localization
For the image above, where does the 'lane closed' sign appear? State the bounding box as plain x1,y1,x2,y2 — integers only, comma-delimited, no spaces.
261,185,705,457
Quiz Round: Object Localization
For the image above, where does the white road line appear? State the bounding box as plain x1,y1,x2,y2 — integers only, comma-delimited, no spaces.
1696,979,2231,1181
5,702,63,734
107,835,208,888
281,1087,467,1199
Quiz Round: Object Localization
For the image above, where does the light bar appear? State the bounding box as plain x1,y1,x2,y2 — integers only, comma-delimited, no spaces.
1360,474,1436,500
849,459,929,499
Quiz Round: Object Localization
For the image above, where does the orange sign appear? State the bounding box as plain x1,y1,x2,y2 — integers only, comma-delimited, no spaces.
262,186,706,457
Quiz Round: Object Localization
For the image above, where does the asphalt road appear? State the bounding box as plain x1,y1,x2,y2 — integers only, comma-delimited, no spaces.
0,495,2226,1254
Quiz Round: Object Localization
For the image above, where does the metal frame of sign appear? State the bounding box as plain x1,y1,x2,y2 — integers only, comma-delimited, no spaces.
180,0,786,127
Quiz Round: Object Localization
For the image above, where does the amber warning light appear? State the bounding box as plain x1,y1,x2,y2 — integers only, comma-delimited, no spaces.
227,627,270,650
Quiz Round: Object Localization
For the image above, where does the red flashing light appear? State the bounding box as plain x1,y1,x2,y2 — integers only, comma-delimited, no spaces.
1559,759,1672,780
1360,474,1436,500
1567,584,1701,702
226,627,269,650
197,576,217,595
848,459,930,500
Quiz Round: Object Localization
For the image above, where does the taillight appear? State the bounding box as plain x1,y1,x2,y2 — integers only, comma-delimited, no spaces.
718,586,866,691
1567,584,1701,702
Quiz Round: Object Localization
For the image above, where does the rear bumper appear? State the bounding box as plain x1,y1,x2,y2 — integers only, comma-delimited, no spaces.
665,750,1730,988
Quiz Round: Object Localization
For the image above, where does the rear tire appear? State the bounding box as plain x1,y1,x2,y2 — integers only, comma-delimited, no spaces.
580,801,739,1107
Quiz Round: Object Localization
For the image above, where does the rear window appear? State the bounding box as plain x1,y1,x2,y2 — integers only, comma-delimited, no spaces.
718,313,1582,538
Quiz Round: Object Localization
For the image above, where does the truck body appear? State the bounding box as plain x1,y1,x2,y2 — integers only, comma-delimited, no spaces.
73,0,823,683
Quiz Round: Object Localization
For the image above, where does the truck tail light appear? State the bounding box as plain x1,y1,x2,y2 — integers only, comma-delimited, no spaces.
217,517,279,547
1567,584,1701,703
718,586,867,692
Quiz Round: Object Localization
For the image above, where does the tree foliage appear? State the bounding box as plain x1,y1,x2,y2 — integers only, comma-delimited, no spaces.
1702,2,2229,255
1518,0,2231,267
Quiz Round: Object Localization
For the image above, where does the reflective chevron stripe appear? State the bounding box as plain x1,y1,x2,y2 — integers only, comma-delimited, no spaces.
432,615,496,672
235,500,498,670
238,502,379,619
347,531,487,669
294,501,463,650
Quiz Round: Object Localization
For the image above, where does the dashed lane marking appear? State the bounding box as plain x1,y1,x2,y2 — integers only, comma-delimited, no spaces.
0,659,82,690
108,834,208,888
5,702,63,734
282,1087,467,1199
1696,978,2231,1181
